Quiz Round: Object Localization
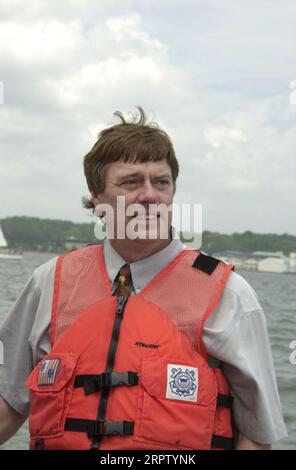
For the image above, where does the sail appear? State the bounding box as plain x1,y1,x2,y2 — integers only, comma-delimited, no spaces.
0,226,8,248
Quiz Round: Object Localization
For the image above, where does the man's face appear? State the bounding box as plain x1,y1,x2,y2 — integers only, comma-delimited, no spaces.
93,159,174,242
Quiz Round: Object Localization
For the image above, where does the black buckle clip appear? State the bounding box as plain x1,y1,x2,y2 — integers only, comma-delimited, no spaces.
87,420,134,438
84,372,138,395
87,420,104,438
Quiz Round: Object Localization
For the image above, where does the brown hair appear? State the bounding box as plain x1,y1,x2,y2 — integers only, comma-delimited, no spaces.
82,106,179,211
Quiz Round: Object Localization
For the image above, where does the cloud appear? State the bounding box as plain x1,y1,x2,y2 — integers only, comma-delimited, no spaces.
0,8,192,223
0,0,295,235
204,126,248,149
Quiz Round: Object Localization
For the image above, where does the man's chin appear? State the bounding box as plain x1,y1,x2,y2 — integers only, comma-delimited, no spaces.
117,230,170,243
106,220,172,242
128,224,171,242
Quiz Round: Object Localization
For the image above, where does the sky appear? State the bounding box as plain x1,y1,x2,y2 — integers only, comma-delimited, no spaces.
0,0,295,234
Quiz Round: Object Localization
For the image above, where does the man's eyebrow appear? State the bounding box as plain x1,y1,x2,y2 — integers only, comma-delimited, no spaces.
116,172,143,179
116,172,172,180
152,173,172,179
118,171,171,178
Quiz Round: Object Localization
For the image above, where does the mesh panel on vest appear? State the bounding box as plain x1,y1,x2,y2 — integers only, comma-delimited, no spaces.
52,245,107,344
141,249,231,354
52,245,232,355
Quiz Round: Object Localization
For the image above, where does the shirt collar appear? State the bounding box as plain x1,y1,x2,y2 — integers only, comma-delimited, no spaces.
103,238,185,293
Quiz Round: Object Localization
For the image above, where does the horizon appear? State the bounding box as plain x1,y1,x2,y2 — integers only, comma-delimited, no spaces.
0,214,296,238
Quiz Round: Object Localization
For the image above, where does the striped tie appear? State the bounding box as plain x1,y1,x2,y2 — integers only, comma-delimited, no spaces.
113,264,133,298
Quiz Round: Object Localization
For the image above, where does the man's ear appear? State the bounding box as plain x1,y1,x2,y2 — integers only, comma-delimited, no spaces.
91,192,105,218
91,191,100,206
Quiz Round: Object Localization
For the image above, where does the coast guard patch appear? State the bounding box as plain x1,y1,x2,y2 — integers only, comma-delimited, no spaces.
38,358,60,386
166,364,198,402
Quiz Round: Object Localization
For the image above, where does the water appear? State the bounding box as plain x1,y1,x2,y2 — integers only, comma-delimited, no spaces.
0,253,295,450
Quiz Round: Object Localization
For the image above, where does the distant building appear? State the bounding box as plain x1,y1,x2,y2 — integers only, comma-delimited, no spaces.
253,251,284,259
243,258,258,270
258,257,289,273
214,250,296,273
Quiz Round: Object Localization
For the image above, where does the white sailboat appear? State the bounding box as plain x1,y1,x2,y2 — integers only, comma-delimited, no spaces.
0,226,23,260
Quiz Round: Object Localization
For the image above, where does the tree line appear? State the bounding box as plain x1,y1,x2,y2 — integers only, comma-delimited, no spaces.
1,216,295,255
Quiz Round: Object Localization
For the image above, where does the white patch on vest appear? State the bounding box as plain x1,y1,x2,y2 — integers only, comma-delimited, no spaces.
166,364,198,402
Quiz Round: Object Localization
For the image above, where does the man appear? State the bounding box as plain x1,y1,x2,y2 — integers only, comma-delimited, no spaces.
0,107,287,450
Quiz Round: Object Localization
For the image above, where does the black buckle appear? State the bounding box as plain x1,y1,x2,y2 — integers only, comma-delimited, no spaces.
105,421,131,436
112,372,138,387
81,372,138,395
87,420,134,437
83,378,99,395
87,420,103,438
84,374,109,394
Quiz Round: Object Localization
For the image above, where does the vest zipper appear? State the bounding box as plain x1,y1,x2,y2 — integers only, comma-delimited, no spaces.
91,295,127,450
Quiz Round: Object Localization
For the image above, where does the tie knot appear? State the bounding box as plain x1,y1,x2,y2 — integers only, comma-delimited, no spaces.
119,264,131,278
113,264,133,297
118,264,131,286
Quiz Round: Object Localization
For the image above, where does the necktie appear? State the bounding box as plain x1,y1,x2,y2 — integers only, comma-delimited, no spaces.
113,264,133,298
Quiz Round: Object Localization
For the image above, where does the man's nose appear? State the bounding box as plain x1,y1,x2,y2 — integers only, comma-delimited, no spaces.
137,180,158,204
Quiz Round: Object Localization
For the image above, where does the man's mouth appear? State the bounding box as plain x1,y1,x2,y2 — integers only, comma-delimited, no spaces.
132,212,160,222
134,213,159,221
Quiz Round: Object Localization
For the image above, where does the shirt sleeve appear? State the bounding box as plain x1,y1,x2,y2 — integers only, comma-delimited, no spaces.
203,271,288,445
0,257,56,416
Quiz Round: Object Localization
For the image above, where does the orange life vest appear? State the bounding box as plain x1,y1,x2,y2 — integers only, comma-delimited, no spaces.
26,244,235,450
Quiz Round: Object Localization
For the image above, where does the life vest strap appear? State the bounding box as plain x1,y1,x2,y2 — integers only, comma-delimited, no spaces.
92,296,128,449
211,434,234,450
217,394,233,408
74,371,139,395
65,418,134,438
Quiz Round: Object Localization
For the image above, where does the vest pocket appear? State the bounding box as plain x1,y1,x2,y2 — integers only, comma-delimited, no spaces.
135,355,217,450
25,352,79,439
